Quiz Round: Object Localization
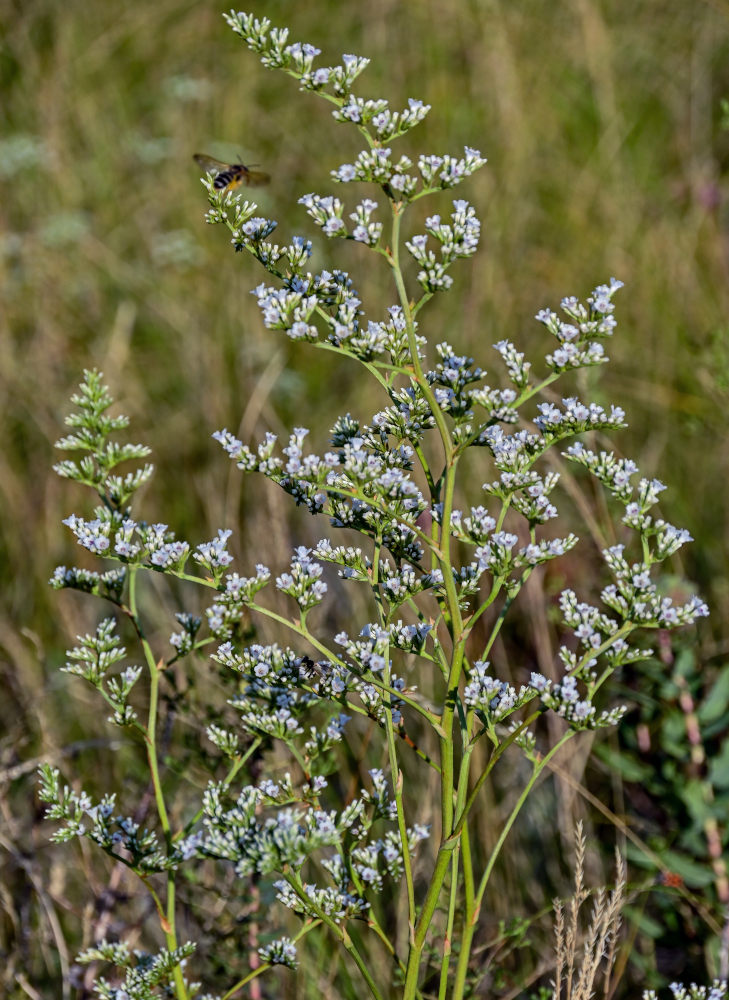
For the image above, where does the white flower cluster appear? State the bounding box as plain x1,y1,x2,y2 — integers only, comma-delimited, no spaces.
352,304,425,366
304,713,352,757
62,512,114,555
299,192,346,237
169,612,201,656
251,280,319,341
62,512,239,579
225,13,370,96
193,528,235,575
331,628,410,725
250,269,408,362
380,562,423,605
215,423,426,562
49,564,126,601
349,197,382,246
509,471,561,524
182,771,428,924
204,566,270,641
563,443,709,627
563,444,638,501
233,229,315,274
39,765,173,870
259,936,298,969
331,147,417,195
332,97,431,141
332,94,388,125
493,339,531,388
537,277,624,372
463,661,538,723
331,147,486,202
348,824,429,890
427,341,483,416
417,147,487,189
335,619,431,660
244,684,310,738
443,501,578,575
388,619,432,652
75,940,197,995
481,425,542,475
192,782,345,874
601,544,708,627
559,589,624,653
406,200,481,292
206,723,240,759
533,397,626,437
299,53,370,95
214,640,304,685
530,671,626,730
371,384,436,442
474,532,519,576
60,618,141,726
643,983,729,1000
313,538,371,581
275,546,327,612
369,97,431,141
234,215,277,243
335,623,390,675
468,383,518,423
211,640,355,755
447,504,497,544
274,880,369,922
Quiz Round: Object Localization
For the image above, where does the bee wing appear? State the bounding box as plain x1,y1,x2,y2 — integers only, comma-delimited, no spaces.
193,153,228,174
241,168,270,187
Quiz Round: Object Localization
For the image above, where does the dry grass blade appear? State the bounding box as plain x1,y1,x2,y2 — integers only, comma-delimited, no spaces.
552,823,625,1000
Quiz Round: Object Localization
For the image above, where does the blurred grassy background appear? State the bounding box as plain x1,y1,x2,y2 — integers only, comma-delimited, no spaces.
2,0,729,996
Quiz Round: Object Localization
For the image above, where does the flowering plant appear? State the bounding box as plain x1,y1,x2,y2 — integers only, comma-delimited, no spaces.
40,11,708,1000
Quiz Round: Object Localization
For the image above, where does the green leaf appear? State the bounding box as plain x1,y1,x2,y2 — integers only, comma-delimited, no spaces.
593,743,654,782
622,906,666,938
698,666,729,726
679,778,711,825
708,738,729,789
658,849,714,887
659,709,689,758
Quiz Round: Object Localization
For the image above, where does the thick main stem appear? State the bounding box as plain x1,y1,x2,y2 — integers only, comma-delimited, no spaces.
387,202,470,1000
450,733,575,1000
129,569,187,1000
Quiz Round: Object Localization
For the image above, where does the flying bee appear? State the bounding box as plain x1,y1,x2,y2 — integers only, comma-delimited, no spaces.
193,153,270,191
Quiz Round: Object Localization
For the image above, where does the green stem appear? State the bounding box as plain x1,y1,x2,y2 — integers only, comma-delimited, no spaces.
373,541,417,925
474,569,531,660
402,837,458,997
450,732,574,1000
456,710,543,834
437,845,460,1000
127,568,187,1000
287,875,386,1000
387,693,416,927
271,612,441,727
173,740,262,841
387,195,474,1000
220,920,322,1000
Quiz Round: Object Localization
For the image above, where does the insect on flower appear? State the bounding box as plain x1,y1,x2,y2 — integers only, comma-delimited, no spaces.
297,655,321,682
193,153,270,191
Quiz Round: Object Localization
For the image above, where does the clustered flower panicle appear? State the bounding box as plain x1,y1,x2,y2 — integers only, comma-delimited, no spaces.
42,9,709,999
